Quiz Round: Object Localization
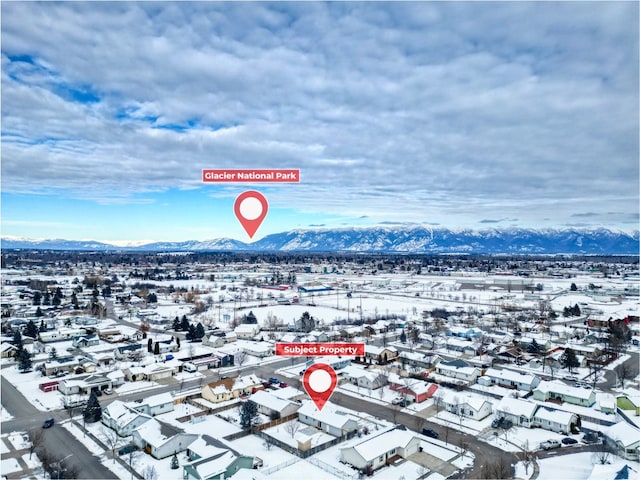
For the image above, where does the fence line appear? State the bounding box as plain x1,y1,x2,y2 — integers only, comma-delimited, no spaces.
260,458,300,475
307,457,360,480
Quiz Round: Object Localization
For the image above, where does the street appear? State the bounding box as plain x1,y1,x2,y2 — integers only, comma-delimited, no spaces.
1,375,117,479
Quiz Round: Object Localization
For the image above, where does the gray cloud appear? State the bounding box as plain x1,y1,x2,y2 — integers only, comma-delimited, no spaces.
1,2,638,228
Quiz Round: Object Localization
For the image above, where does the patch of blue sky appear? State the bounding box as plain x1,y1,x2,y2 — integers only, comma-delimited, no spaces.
1,187,361,242
51,82,100,103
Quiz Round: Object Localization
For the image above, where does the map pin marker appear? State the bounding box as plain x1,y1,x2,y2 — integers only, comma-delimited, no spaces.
303,363,338,411
234,191,268,239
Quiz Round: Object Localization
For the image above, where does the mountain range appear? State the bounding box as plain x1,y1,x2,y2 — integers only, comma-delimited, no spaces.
2,227,639,255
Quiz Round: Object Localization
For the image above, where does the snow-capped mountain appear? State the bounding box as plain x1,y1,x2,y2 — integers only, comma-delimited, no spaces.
1,227,638,254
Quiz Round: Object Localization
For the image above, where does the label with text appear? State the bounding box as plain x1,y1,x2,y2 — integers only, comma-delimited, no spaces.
202,169,300,183
276,343,365,357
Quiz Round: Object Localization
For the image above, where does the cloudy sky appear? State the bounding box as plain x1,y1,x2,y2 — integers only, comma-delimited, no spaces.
2,2,638,244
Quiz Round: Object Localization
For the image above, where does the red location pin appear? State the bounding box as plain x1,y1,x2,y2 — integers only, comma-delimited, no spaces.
302,363,338,411
234,191,268,239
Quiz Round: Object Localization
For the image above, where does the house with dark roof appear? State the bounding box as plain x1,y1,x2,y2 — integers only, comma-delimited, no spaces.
183,435,255,480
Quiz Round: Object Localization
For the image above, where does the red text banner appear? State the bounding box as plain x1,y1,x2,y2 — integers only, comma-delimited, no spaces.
202,169,300,183
276,343,364,357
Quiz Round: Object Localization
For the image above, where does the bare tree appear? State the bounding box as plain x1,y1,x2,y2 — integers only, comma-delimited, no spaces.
592,442,613,465
100,427,119,463
615,362,631,389
235,350,248,368
520,439,533,475
141,465,158,480
480,454,511,479
284,421,300,438
373,371,389,402
27,428,44,459
263,436,274,450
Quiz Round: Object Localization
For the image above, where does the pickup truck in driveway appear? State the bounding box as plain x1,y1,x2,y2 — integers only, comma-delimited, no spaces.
539,439,561,450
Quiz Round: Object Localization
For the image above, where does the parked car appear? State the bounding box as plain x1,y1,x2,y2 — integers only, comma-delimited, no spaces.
562,437,578,445
42,418,54,429
492,417,512,429
422,428,439,439
118,444,138,456
392,397,404,405
268,377,280,384
103,388,113,395
582,432,600,444
279,382,289,388
539,440,561,450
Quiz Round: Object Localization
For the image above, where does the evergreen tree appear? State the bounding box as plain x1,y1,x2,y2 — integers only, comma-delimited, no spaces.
147,338,153,353
186,324,196,341
83,391,102,423
147,292,157,303
243,311,257,324
400,329,407,344
239,400,258,429
35,307,43,317
17,349,32,372
173,316,181,331
42,291,51,306
570,283,578,291
52,295,61,306
176,337,181,349
71,292,79,309
154,342,160,355
39,319,47,332
24,320,39,339
32,291,42,306
527,338,541,354
170,454,179,470
180,315,190,331
560,348,580,373
12,329,23,351
195,323,205,340
298,311,315,333
49,347,58,360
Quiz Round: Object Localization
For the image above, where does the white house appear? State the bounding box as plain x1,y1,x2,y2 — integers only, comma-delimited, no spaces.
341,365,386,390
493,397,538,428
130,392,174,416
297,401,359,437
131,418,197,459
435,360,480,385
482,368,540,392
249,390,300,419
603,421,640,460
438,390,493,421
339,429,421,473
102,400,152,437
234,324,260,340
533,407,578,434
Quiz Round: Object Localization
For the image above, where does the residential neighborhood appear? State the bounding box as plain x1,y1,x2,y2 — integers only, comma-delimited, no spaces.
1,251,639,480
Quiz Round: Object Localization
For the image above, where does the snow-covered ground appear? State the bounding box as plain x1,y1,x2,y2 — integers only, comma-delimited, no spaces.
536,452,633,480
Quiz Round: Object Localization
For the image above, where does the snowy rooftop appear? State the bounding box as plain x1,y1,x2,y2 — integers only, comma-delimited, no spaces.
534,406,575,424
495,396,538,418
298,401,359,430
535,380,594,400
604,421,640,447
347,429,418,462
250,390,297,413
484,367,539,384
